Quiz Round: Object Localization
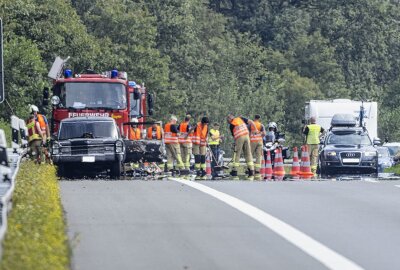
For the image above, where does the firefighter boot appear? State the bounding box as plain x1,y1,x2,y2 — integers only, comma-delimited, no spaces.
230,170,239,180
254,171,262,180
180,169,190,180
247,170,255,181
200,169,207,180
195,170,202,180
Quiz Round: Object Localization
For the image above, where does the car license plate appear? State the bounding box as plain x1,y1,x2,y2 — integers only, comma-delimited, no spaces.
82,156,95,162
342,158,359,163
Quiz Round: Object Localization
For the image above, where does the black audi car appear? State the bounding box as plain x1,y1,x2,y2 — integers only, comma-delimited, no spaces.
318,115,379,177
52,117,125,178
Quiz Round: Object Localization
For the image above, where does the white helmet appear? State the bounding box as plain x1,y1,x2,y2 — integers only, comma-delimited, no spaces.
131,118,138,123
268,122,277,129
29,104,39,113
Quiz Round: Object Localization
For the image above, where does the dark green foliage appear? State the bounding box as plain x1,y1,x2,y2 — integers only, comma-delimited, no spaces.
0,0,399,148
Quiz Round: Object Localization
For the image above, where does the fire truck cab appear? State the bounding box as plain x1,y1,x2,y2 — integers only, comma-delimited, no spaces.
48,69,153,139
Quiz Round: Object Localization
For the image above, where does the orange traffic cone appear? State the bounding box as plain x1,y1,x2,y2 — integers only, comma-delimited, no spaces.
260,155,266,179
290,146,301,177
273,148,286,177
299,145,314,179
264,150,273,180
206,155,212,179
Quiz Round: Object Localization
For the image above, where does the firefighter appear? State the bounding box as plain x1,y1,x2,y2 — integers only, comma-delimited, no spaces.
30,105,51,163
303,117,325,174
227,114,255,180
164,115,184,175
192,117,209,179
147,122,162,140
129,118,141,140
208,122,223,178
178,115,192,174
250,115,266,179
129,118,142,171
26,114,45,164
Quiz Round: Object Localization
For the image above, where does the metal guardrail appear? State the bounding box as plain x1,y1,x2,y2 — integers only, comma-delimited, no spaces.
0,116,28,258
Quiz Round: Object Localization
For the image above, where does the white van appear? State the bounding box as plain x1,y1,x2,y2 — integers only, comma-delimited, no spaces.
305,99,378,139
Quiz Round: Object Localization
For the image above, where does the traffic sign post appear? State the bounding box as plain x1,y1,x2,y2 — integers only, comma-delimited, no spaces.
0,18,4,104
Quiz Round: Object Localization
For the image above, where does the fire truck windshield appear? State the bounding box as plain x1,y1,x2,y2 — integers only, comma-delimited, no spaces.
54,82,127,110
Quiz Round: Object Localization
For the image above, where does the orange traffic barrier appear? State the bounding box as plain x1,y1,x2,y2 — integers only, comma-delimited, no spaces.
290,146,300,177
299,145,314,179
264,150,273,180
206,155,212,179
273,148,286,176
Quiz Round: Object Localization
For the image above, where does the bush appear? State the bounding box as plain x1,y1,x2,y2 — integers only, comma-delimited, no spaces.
0,162,69,270
385,164,400,175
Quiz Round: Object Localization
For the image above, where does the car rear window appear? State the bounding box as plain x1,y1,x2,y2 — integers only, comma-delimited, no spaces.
59,121,118,140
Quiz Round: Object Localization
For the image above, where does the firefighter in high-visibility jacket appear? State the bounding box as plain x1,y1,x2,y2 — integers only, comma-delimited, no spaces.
303,117,325,174
227,114,255,180
129,118,141,140
250,115,266,179
164,115,185,174
30,105,51,163
192,117,209,179
26,114,45,164
208,123,223,178
129,118,142,170
147,123,162,140
178,115,192,173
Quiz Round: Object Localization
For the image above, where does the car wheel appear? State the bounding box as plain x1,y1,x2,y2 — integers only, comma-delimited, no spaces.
57,164,65,178
111,161,122,179
318,159,327,178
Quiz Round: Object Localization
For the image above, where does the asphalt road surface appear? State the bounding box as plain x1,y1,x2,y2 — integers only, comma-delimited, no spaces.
61,178,400,270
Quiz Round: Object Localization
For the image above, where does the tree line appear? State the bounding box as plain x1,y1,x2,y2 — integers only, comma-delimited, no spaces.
1,0,400,148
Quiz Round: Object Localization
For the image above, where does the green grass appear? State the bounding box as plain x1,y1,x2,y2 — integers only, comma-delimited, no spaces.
0,162,70,270
0,119,12,147
385,164,400,175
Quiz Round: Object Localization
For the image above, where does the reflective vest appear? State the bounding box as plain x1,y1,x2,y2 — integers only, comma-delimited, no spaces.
178,121,191,144
208,128,220,145
231,117,249,139
147,126,162,140
26,118,41,142
306,124,322,144
250,121,263,143
164,123,178,144
129,127,141,140
36,114,47,132
194,122,208,146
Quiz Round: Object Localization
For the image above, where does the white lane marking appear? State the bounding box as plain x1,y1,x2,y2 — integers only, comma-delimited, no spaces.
395,185,400,188
364,179,379,183
170,178,364,270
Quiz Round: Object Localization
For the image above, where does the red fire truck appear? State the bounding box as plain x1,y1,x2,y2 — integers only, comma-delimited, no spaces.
44,65,161,163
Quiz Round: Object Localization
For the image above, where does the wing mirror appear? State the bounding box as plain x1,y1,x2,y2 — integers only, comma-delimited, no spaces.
148,93,154,116
373,138,381,146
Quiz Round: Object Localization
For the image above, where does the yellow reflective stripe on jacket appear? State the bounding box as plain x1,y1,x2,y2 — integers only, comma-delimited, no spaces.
306,124,321,144
232,118,249,139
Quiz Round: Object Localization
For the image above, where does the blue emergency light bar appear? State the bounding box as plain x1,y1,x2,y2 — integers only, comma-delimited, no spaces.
64,69,72,78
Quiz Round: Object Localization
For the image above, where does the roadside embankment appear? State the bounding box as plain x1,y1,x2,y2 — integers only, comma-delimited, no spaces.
385,164,400,175
0,162,69,270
